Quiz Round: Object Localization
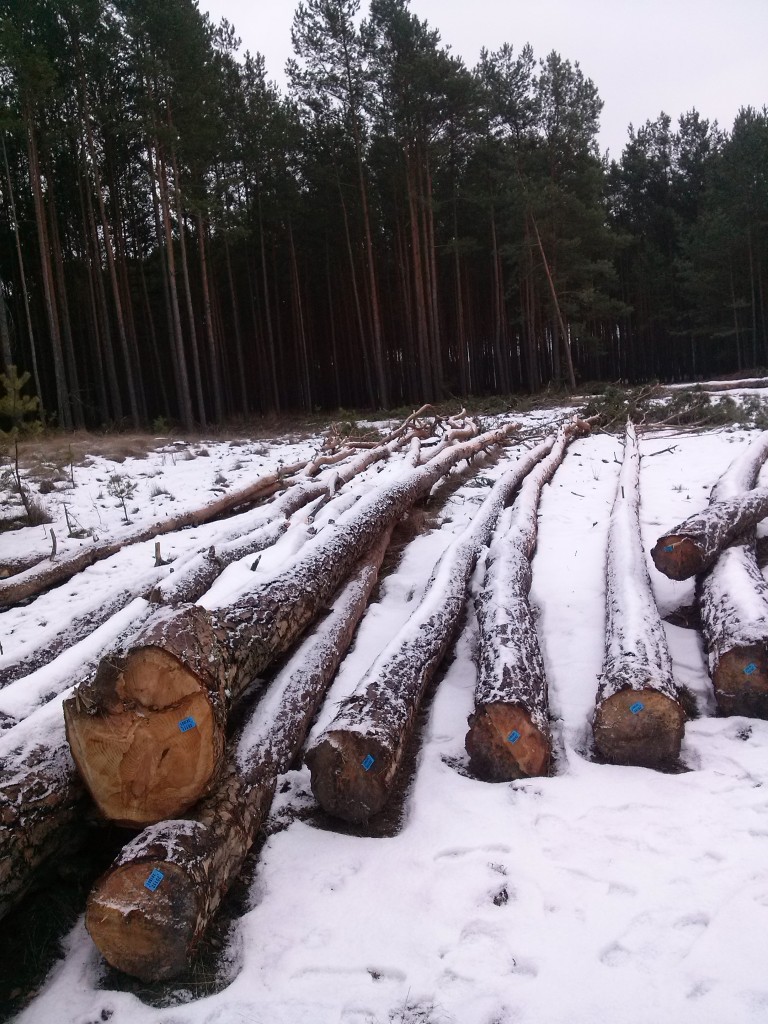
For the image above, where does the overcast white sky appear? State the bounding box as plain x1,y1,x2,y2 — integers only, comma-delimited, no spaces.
199,0,768,159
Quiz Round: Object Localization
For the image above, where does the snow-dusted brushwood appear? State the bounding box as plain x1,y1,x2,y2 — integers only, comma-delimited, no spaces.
465,423,588,781
651,487,768,580
305,437,559,824
84,531,391,982
63,425,516,827
0,455,315,609
698,432,768,717
593,422,685,768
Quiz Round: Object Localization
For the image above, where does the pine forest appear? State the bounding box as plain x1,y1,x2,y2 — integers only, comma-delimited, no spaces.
1,0,767,429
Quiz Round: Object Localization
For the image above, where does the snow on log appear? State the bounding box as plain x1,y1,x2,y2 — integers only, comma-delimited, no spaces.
651,488,768,580
84,531,391,982
0,695,85,919
465,423,588,781
305,437,555,824
593,422,685,767
63,424,516,827
698,432,768,717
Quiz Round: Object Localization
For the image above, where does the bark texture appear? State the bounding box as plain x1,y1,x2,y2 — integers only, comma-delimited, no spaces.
465,423,588,781
306,437,551,823
651,488,768,580
594,422,685,768
65,425,515,826
698,432,768,717
85,534,390,981
0,697,85,919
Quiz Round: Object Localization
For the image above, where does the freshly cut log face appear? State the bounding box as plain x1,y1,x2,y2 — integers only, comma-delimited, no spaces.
465,702,550,780
65,643,221,826
86,533,390,981
593,422,685,768
65,424,515,825
593,688,685,768
306,437,554,823
651,488,768,580
465,423,589,782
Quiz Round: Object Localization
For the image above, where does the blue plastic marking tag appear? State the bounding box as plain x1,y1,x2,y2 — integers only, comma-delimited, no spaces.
630,702,644,715
744,663,757,676
178,716,196,733
507,730,521,744
362,754,375,771
664,545,674,553
144,869,164,891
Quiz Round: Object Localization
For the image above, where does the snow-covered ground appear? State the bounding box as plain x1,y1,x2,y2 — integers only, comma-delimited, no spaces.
5,404,768,1024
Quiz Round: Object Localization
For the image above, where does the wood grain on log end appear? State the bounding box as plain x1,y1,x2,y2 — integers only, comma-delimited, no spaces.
465,703,550,782
713,645,768,718
593,688,685,768
86,860,198,981
306,733,397,824
64,648,221,826
650,535,702,580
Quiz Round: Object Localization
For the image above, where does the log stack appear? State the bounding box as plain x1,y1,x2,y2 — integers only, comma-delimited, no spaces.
63,424,516,828
305,437,557,823
696,432,768,717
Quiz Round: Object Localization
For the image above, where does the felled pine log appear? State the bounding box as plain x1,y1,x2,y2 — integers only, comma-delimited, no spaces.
85,531,391,981
64,424,515,827
0,696,86,919
593,422,685,767
698,432,768,717
305,436,556,823
148,433,410,606
651,487,768,580
465,423,588,781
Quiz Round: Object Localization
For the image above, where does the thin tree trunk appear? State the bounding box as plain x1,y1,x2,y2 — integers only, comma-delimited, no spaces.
197,212,223,422
24,111,71,427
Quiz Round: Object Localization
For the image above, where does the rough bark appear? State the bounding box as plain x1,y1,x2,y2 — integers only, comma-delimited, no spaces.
84,532,391,981
698,432,768,717
651,488,768,580
466,424,587,781
305,436,552,823
0,694,85,919
64,426,516,826
593,422,685,768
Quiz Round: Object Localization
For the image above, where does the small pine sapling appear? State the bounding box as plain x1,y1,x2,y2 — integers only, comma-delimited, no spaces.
107,473,138,524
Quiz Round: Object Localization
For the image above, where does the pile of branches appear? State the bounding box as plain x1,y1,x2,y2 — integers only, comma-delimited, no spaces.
581,383,768,432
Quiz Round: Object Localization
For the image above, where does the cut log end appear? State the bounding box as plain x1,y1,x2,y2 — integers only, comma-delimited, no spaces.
650,535,703,581
592,688,685,768
465,703,550,782
306,733,395,824
64,648,221,826
86,860,199,981
713,645,768,718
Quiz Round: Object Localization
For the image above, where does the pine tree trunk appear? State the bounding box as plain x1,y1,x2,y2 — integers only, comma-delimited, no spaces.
197,212,223,422
592,422,685,767
698,432,768,717
84,532,390,981
651,488,768,580
306,437,549,823
465,425,587,781
63,427,515,826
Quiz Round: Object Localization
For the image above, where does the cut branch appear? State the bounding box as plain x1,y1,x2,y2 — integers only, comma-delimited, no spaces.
593,422,685,767
64,425,516,826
